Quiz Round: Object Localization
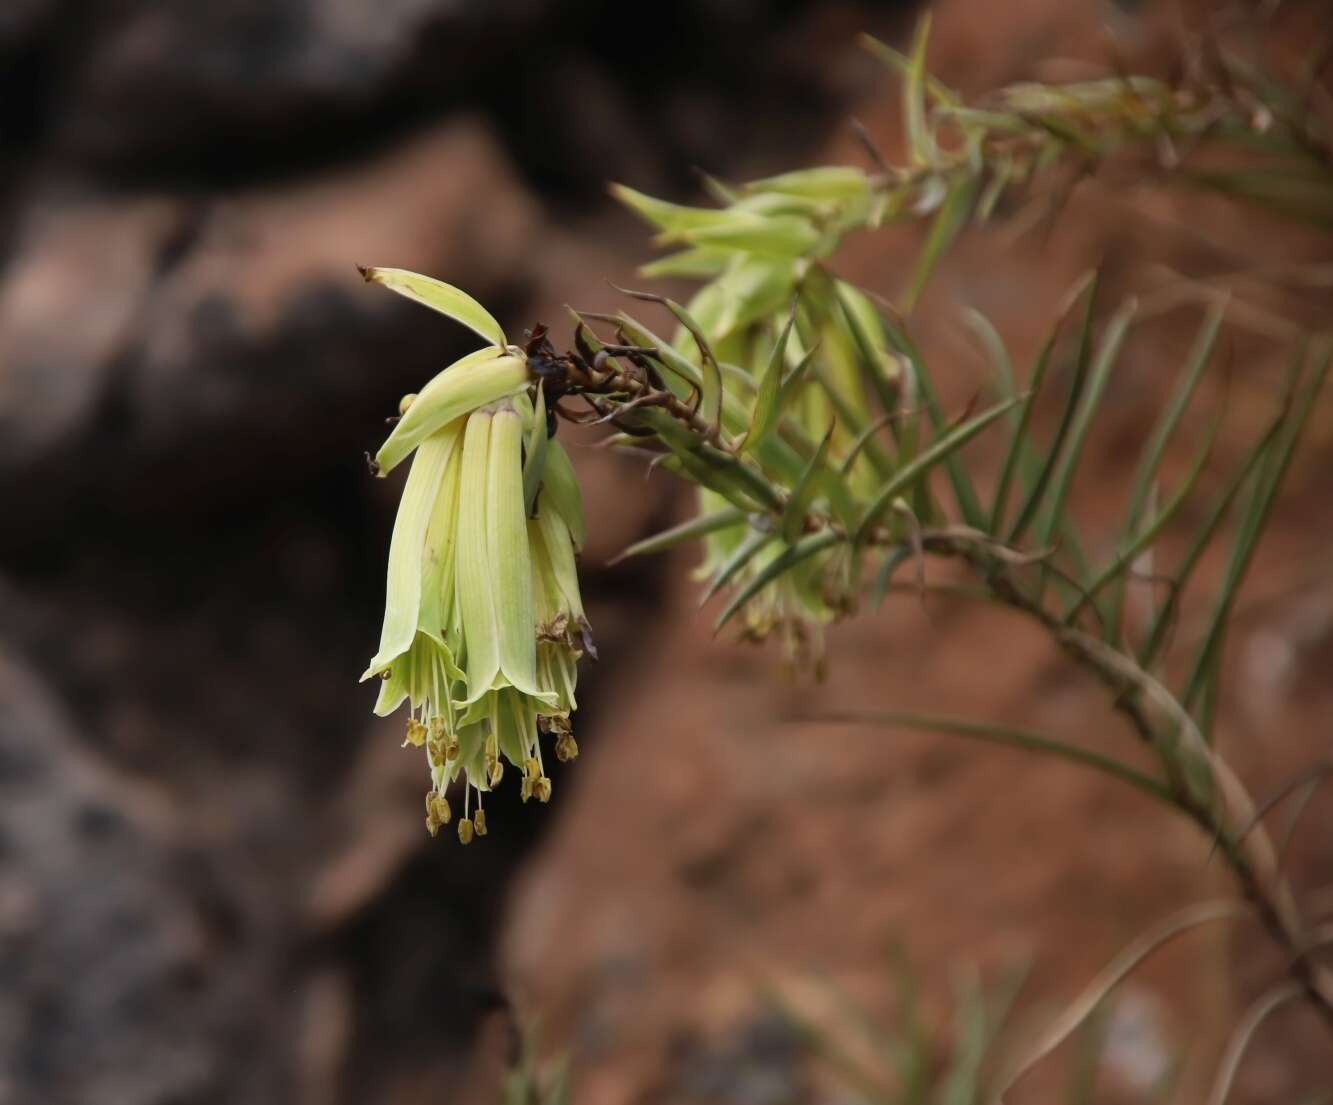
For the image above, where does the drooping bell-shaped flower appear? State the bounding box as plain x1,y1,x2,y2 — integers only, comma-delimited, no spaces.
359,268,592,841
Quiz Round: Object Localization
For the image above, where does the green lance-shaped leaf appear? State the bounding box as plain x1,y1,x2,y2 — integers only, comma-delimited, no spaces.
682,255,799,349
522,384,548,516
877,310,983,527
375,348,528,475
611,507,748,564
1105,303,1223,641
700,527,776,606
904,172,979,311
639,248,732,279
609,183,739,237
834,281,901,417
642,412,780,513
485,406,552,703
854,395,1022,542
1006,275,1100,544
1031,297,1137,565
456,410,502,702
775,344,821,423
359,267,507,348
682,213,822,257
860,32,960,106
1180,344,1330,728
782,422,836,545
361,422,464,679
1064,410,1221,628
540,440,586,552
903,14,937,166
744,166,873,202
810,709,1178,805
988,309,1059,532
714,530,841,631
741,307,795,453
1137,415,1283,673
1180,168,1333,232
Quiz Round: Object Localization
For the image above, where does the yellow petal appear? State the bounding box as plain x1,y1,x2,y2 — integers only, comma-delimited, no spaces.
487,407,552,703
362,424,463,680
455,409,501,704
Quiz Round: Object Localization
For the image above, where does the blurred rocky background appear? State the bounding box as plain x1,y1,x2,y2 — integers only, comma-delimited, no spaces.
1,1,1331,1104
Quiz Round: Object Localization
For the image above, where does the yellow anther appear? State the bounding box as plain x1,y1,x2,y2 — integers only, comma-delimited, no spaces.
554,733,579,763
403,719,427,747
489,760,504,787
457,818,475,845
523,757,541,780
427,737,445,765
473,808,488,836
534,776,552,803
428,716,446,740
444,734,460,761
398,392,418,416
520,776,534,803
425,791,452,836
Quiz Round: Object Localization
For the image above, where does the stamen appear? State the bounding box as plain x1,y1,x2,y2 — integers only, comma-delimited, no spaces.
474,807,488,836
425,791,452,836
404,719,427,747
457,817,475,844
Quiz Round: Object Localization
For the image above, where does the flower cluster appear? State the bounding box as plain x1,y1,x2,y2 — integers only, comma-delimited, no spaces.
360,268,590,842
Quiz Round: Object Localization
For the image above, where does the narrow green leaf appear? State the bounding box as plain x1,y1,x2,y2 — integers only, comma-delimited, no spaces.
835,281,901,419
611,507,747,564
745,166,873,201
939,970,990,1105
639,247,732,279
714,530,840,631
775,344,820,420
360,267,506,347
879,313,984,527
860,32,960,106
904,172,979,311
782,422,835,545
1106,304,1223,641
817,709,1175,807
811,364,895,480
742,308,795,453
854,395,1021,542
608,183,735,236
683,214,821,257
975,306,1058,537
700,527,775,606
1065,409,1221,628
1006,276,1100,543
1180,344,1330,727
1136,416,1283,673
1033,297,1137,558
902,14,936,166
